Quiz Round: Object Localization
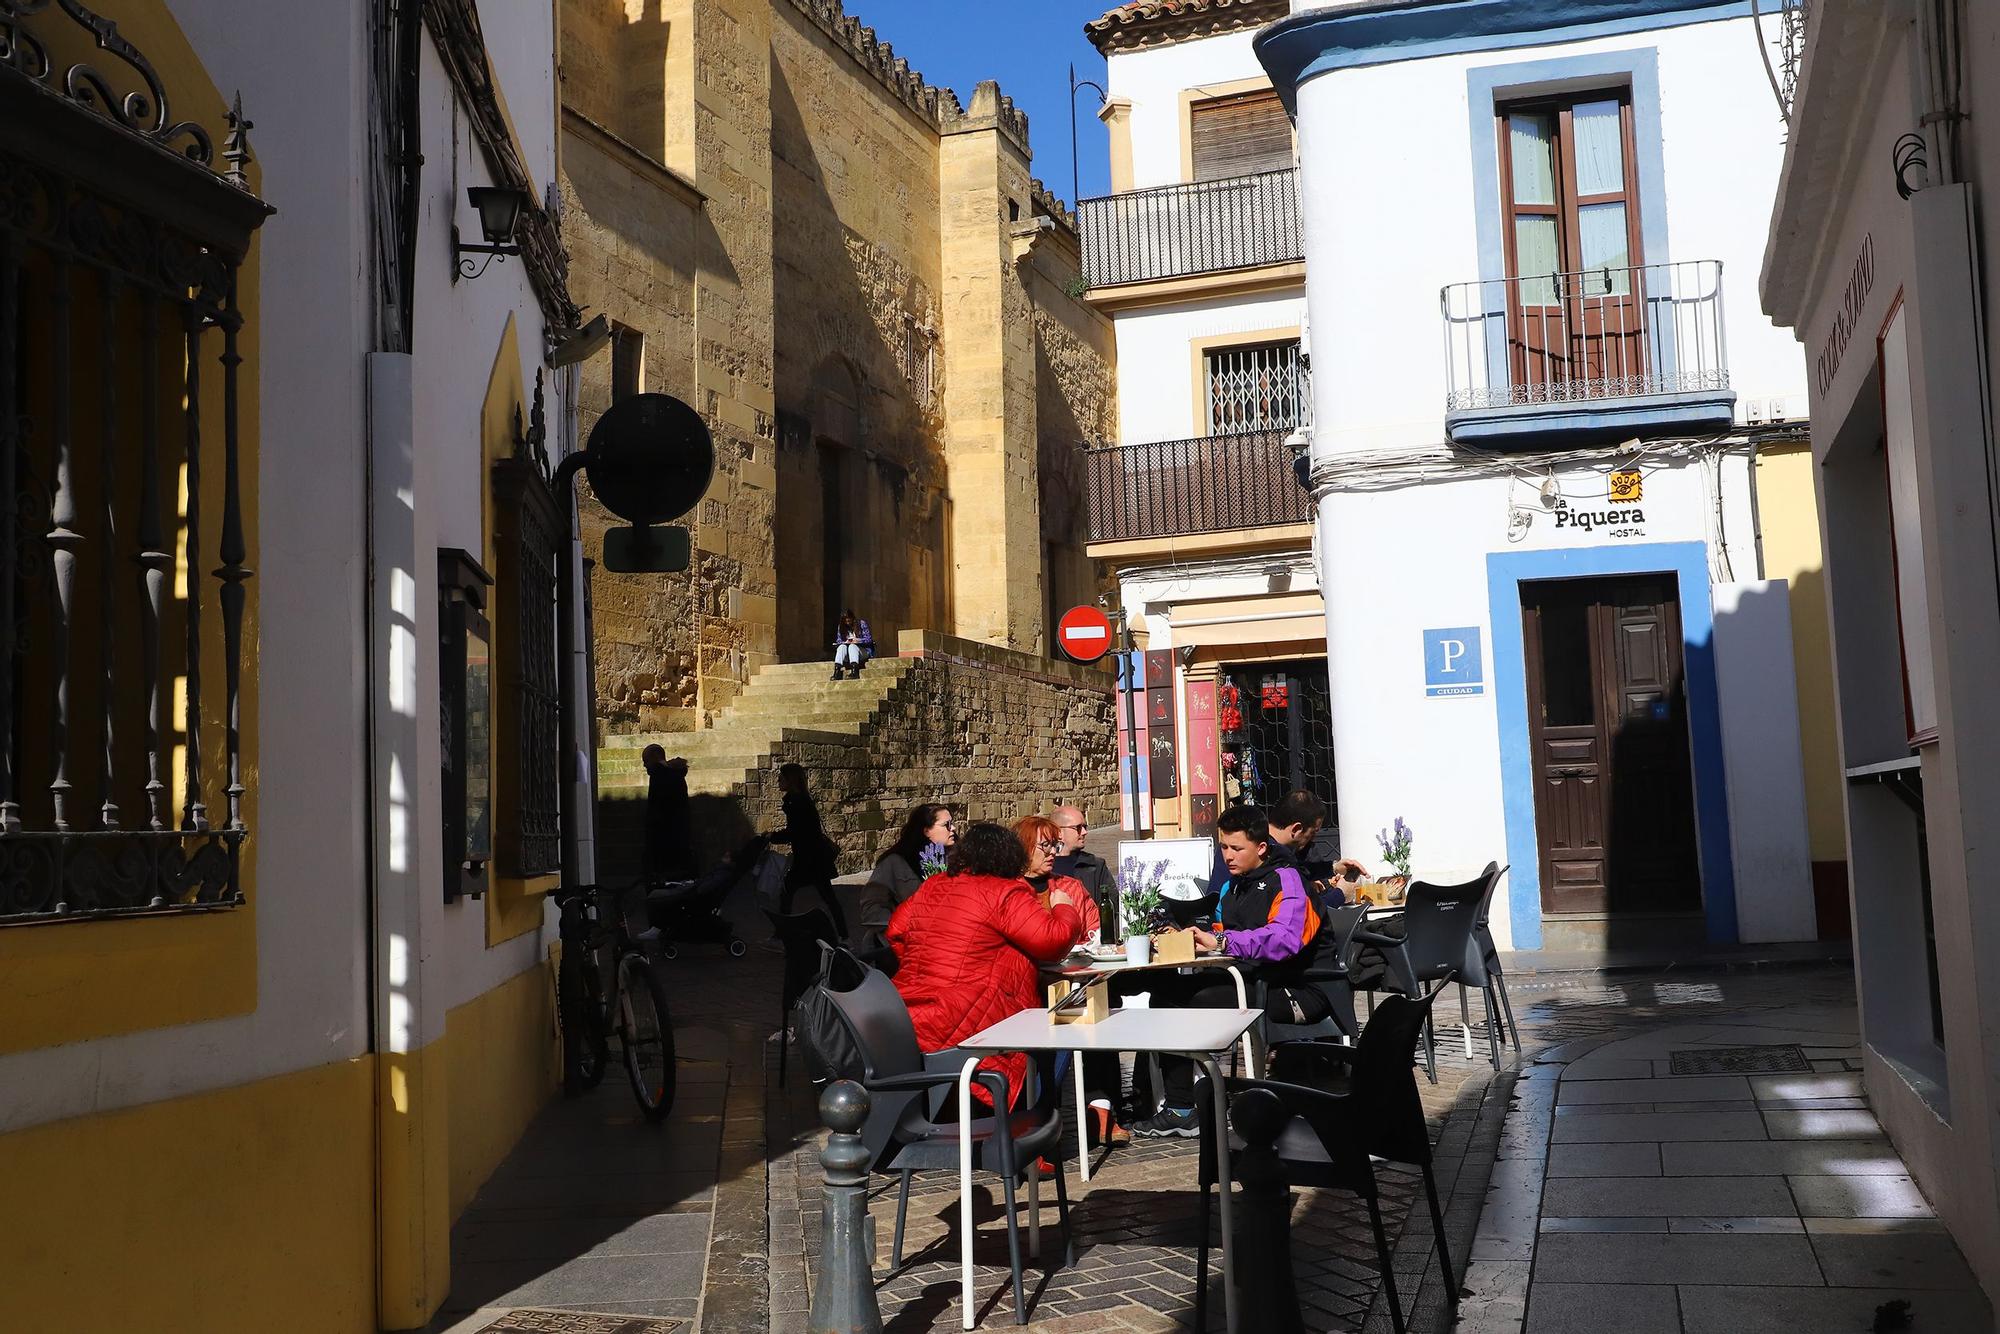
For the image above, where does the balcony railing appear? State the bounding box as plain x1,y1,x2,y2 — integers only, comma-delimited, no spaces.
1087,429,1310,543
1442,259,1730,416
1079,168,1302,288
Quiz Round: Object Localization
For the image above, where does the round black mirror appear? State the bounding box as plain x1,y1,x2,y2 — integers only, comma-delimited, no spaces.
582,393,715,526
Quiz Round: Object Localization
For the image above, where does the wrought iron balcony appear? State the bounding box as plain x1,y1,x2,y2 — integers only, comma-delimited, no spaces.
1087,429,1310,543
1079,168,1303,288
1440,259,1735,443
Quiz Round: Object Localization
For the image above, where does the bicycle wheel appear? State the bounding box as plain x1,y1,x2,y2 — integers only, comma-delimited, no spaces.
559,944,609,1094
617,952,677,1121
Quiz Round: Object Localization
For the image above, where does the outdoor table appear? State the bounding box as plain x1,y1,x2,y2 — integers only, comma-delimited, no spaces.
953,1005,1263,1333
1037,952,1255,1181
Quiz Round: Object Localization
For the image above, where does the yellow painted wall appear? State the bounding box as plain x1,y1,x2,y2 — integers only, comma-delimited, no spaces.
0,1058,376,1334
1755,443,1847,862
446,956,559,1219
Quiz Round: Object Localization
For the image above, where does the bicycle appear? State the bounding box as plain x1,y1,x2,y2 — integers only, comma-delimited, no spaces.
555,881,678,1121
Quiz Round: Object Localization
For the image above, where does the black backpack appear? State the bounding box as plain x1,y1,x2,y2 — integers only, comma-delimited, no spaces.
794,941,871,1085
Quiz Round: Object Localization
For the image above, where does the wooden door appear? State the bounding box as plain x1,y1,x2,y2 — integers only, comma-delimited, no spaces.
1523,576,1700,918
1497,95,1648,400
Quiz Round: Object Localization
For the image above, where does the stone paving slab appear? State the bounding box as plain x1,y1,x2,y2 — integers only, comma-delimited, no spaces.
1523,1282,1680,1333
1541,1175,1797,1219
1675,1285,1994,1333
1659,1138,1905,1177
1532,1231,1827,1286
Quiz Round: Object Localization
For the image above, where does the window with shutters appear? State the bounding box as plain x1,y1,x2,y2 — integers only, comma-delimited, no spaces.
1205,339,1306,435
1189,89,1292,182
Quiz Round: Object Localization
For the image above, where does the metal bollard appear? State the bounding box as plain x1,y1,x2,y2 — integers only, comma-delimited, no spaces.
808,1080,884,1334
1229,1086,1306,1334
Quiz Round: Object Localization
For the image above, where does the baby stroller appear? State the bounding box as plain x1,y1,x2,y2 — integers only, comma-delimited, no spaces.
644,835,767,959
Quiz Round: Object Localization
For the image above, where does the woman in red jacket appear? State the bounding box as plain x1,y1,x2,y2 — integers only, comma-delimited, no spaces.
1014,814,1100,947
887,821,1083,1110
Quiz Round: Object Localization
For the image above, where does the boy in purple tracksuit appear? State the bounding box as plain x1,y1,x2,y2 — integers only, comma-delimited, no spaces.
1131,804,1330,1138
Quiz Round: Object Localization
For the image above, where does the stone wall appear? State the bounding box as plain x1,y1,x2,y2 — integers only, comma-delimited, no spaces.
558,0,1115,733
598,632,1119,878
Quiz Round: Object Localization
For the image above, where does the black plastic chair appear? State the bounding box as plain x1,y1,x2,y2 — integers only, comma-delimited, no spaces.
824,970,1072,1324
1192,980,1457,1334
1257,901,1368,1074
1469,865,1520,1051
1163,891,1218,929
764,907,840,1087
1352,868,1498,1080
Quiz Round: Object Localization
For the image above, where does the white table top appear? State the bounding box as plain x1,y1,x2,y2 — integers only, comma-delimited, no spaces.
958,1005,1260,1056
1045,952,1241,976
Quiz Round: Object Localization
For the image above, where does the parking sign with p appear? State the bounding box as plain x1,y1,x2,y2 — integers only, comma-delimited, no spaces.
1423,627,1484,697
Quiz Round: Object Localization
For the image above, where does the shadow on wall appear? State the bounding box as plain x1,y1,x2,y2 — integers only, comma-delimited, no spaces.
767,53,947,665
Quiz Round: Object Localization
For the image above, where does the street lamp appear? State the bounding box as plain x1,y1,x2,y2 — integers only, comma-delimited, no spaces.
1068,63,1107,206
454,184,529,281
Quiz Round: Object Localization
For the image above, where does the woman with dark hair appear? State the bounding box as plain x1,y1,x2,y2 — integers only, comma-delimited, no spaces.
859,803,955,947
769,762,848,936
887,821,1082,1110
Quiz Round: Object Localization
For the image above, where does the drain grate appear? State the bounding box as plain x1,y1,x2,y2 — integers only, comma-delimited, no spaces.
1669,1044,1811,1075
472,1313,685,1334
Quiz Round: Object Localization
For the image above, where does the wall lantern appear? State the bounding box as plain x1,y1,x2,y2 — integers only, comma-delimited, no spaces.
439,548,494,902
454,185,529,281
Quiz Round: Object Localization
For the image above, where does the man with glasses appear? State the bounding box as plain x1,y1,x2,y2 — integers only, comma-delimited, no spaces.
1051,804,1116,944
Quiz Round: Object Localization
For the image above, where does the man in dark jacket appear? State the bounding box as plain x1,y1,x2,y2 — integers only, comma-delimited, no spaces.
1050,804,1116,944
642,746,693,882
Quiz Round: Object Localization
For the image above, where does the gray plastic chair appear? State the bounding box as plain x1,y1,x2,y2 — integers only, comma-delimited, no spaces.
1352,865,1502,1079
824,970,1071,1324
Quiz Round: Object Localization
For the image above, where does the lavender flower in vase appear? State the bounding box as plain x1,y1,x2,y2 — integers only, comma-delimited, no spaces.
1376,817,1414,899
918,841,949,880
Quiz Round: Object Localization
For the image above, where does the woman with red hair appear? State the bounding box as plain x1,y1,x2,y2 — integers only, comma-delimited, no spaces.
1015,814,1127,1146
1014,814,1100,947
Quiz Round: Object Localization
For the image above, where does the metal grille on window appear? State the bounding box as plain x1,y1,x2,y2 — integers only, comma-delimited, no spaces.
491,378,563,879
901,312,936,411
0,3,270,922
1218,659,1337,838
1205,340,1305,435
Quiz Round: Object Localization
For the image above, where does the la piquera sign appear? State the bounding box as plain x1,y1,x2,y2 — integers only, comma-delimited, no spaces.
1551,468,1647,538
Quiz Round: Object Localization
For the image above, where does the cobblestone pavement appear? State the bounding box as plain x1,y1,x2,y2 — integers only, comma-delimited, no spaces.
430,892,1932,1334
772,966,1909,1333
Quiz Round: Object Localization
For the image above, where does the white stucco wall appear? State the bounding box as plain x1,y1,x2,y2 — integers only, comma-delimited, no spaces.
1112,288,1310,445
1106,28,1273,191
1291,14,1809,454
411,35,561,1029
1314,451,1773,951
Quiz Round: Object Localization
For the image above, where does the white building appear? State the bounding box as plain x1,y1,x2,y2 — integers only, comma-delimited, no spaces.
1258,0,1834,955
1082,0,1334,843
1762,0,2000,1298
0,2,593,1329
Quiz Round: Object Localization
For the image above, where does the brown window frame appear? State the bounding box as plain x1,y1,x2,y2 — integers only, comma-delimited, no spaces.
1495,90,1645,292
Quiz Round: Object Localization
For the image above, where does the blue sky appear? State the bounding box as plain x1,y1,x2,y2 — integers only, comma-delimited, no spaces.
840,0,1115,204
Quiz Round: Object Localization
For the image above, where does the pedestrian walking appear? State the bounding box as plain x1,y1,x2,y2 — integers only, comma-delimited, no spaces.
641,745,693,882
769,762,849,937
859,803,955,949
830,609,872,679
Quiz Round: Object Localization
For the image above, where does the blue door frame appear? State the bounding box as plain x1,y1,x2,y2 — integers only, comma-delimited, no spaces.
1486,542,1738,950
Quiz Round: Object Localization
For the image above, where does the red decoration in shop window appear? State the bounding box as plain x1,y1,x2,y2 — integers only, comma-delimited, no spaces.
1260,679,1290,710
1219,684,1242,733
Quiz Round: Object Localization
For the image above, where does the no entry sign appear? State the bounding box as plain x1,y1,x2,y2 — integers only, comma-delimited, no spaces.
1056,605,1114,664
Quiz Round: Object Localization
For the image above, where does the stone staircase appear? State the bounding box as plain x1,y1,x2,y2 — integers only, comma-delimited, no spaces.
592,632,1118,886
594,657,920,879
598,657,918,797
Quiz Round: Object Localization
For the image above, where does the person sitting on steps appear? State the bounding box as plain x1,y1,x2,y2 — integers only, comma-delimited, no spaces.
830,609,872,680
